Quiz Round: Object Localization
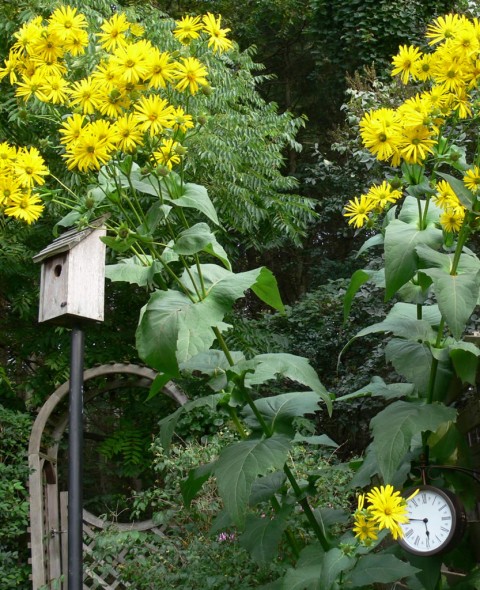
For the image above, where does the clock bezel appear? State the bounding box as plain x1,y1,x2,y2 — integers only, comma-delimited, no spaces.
398,485,467,557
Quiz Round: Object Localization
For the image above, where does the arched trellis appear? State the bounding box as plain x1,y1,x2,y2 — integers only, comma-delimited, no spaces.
28,363,187,589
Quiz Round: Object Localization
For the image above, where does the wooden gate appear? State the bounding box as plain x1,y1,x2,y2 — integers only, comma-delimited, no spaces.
28,363,187,589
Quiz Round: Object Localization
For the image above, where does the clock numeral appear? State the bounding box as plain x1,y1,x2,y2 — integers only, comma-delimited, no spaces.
421,493,427,504
441,516,451,521
414,536,420,546
438,503,447,512
411,498,418,508
425,537,430,548
405,529,414,538
441,526,449,533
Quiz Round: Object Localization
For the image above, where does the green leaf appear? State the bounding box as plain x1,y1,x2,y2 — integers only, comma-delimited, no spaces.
181,462,214,507
251,267,285,313
137,268,277,374
357,233,384,257
105,256,162,287
239,513,288,564
242,391,327,434
449,341,480,385
370,401,457,482
422,267,480,340
398,195,441,226
170,182,219,226
282,544,325,590
437,171,475,210
346,554,420,586
173,223,231,270
320,548,355,590
338,377,415,402
214,434,291,525
343,269,370,322
293,434,338,447
136,290,193,375
146,373,172,401
249,471,286,506
384,218,443,300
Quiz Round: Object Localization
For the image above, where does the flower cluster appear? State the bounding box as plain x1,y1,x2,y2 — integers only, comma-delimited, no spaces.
353,485,417,544
0,142,48,224
0,6,233,181
343,13,480,232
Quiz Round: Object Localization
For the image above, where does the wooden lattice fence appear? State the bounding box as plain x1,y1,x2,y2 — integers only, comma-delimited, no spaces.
28,363,187,589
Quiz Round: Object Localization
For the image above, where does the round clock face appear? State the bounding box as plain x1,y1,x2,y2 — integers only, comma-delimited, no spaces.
398,486,465,556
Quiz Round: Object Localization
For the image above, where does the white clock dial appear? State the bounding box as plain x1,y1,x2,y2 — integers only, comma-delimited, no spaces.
398,486,466,556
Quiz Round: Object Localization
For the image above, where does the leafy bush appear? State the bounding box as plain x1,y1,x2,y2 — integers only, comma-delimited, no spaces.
0,405,32,589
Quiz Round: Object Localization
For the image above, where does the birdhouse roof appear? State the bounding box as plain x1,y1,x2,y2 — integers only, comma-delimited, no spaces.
32,216,108,264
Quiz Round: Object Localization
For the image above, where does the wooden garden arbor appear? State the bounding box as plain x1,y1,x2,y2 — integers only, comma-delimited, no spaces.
28,363,187,589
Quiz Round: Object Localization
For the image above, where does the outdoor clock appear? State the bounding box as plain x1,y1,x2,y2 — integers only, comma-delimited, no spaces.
398,485,467,556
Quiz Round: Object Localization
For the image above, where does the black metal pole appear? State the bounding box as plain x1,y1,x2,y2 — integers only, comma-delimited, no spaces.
68,326,84,590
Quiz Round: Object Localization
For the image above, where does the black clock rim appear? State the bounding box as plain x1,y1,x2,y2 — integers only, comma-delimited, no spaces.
398,485,464,557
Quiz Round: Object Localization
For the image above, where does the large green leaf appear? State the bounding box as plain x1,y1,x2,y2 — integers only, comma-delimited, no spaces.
384,219,443,300
214,434,291,525
170,182,219,226
242,391,326,434
384,339,434,394
105,256,162,287
356,233,384,257
370,400,457,482
249,471,287,506
343,269,385,322
237,353,331,413
181,462,215,507
320,548,355,590
239,513,289,565
137,267,282,374
173,222,231,270
136,290,193,375
449,341,480,385
338,376,415,402
281,544,325,590
398,195,442,226
346,554,420,586
422,267,480,339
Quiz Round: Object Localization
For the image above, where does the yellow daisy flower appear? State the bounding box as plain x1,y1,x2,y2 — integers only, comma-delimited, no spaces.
440,208,465,232
173,15,203,44
112,114,144,153
426,14,462,45
463,166,480,192
391,45,422,84
366,485,410,540
173,57,209,95
134,95,175,137
202,13,233,53
69,77,102,115
4,190,44,224
15,146,49,188
343,194,375,228
152,138,184,170
97,12,129,52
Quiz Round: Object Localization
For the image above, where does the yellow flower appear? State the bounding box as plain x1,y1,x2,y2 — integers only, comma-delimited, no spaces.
38,74,70,105
110,40,151,84
63,29,89,56
4,190,44,224
433,179,458,210
352,513,378,544
343,195,375,228
202,13,233,53
173,57,209,95
0,175,22,205
398,125,436,164
97,12,129,51
15,74,45,102
152,138,183,170
440,208,465,233
69,77,102,114
97,87,130,119
426,14,462,45
145,48,176,89
12,17,43,55
48,5,87,43
63,126,114,172
173,15,203,44
359,108,402,163
463,166,480,192
31,29,65,62
134,95,175,137
0,142,17,170
391,45,422,84
366,181,402,210
59,114,86,148
113,114,144,153
171,107,194,134
365,485,410,540
15,147,49,188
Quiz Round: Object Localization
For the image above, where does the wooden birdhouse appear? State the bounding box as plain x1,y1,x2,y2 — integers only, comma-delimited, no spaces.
33,218,107,325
